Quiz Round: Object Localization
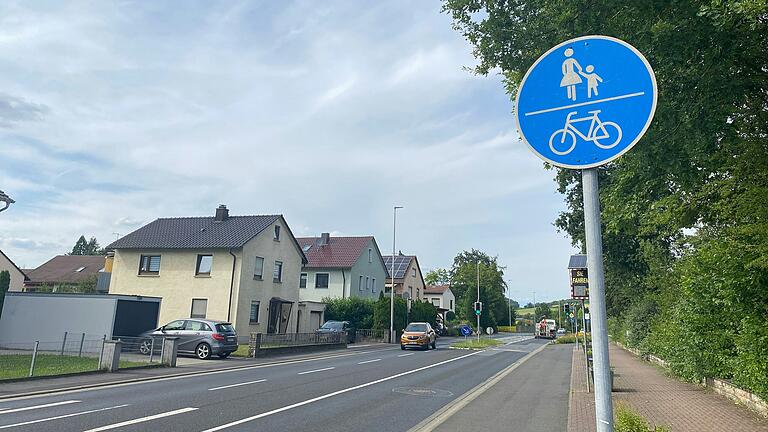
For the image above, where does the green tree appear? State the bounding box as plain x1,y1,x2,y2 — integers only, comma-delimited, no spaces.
409,300,438,326
373,296,407,333
449,249,507,329
534,303,552,320
424,268,450,286
70,236,104,256
0,270,9,319
442,0,768,398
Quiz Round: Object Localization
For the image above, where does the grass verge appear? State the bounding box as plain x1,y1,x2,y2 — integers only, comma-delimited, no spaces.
231,344,251,357
0,354,152,380
451,338,504,350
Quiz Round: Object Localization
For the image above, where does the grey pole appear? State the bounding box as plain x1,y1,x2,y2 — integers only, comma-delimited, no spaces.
476,262,480,341
582,299,590,393
390,206,402,344
582,168,613,431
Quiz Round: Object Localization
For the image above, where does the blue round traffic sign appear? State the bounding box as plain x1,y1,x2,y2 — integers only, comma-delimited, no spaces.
460,325,472,336
515,36,657,169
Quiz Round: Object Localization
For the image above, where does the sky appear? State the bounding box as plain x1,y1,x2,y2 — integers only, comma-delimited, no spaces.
0,1,578,304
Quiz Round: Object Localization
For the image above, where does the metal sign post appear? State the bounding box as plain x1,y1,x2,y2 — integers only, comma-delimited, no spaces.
515,36,657,432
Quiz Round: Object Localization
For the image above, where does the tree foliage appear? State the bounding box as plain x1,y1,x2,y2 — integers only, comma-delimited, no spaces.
322,297,375,329
70,235,104,256
424,268,450,286
442,0,768,397
0,270,9,319
449,249,507,329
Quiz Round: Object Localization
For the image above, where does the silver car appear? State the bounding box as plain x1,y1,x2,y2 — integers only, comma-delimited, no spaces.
140,319,238,359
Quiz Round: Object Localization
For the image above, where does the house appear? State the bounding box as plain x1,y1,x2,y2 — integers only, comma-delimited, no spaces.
0,249,28,292
424,284,456,320
106,205,307,338
295,233,388,331
383,253,426,301
23,255,105,292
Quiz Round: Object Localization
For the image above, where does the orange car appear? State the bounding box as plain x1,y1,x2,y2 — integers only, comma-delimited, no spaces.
400,322,437,350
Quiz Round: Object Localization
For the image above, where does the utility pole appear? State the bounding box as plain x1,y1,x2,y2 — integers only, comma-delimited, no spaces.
389,206,403,344
532,289,536,335
476,261,480,341
558,299,562,330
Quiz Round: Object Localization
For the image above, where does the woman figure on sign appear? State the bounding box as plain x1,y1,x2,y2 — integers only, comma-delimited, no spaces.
560,48,583,101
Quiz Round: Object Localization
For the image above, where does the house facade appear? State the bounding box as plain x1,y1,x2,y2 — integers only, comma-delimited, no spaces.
424,284,456,313
383,254,425,301
0,249,27,292
107,205,307,338
296,234,388,303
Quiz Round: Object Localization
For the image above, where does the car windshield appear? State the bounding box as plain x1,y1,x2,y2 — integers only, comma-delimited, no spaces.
215,323,235,333
405,324,427,332
320,321,343,330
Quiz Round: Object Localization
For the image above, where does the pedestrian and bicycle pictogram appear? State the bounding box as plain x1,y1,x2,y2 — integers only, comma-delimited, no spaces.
515,36,657,169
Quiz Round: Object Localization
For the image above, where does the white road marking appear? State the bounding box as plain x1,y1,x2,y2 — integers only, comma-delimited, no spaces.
208,379,267,391
201,350,483,432
297,367,335,375
82,407,198,432
0,404,128,430
348,344,372,348
0,400,80,415
357,358,381,365
397,353,414,357
0,347,400,403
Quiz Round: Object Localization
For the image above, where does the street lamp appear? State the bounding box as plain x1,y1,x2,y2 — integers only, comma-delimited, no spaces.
390,205,403,344
0,190,14,213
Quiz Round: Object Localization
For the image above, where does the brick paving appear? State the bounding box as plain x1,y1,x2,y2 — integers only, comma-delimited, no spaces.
568,343,768,431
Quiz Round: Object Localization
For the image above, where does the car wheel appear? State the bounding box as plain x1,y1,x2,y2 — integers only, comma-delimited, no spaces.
138,339,152,355
196,343,212,360
400,345,406,350
218,352,231,359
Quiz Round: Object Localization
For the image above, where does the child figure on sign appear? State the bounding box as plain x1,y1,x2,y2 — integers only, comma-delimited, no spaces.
580,65,603,98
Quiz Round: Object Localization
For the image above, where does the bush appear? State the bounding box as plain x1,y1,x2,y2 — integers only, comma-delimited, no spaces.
409,300,438,326
445,310,456,322
497,326,516,333
373,296,407,332
555,335,577,344
615,403,670,432
323,297,375,329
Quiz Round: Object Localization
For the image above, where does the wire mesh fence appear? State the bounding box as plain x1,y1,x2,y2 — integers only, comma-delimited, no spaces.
0,332,105,380
113,335,165,367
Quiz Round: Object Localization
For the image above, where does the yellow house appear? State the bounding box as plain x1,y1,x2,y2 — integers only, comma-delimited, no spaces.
107,205,307,338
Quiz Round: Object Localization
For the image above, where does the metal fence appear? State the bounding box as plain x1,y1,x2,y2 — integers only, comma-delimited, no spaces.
0,332,106,380
249,332,346,357
113,335,165,366
354,329,389,344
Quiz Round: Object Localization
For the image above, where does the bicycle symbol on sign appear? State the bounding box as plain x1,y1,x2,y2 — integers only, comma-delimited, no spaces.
548,110,623,155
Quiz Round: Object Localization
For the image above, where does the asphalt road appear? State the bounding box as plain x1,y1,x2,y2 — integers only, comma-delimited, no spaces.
0,335,551,432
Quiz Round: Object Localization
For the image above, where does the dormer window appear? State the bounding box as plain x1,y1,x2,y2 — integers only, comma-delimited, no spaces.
302,244,311,252
75,266,86,272
274,225,281,241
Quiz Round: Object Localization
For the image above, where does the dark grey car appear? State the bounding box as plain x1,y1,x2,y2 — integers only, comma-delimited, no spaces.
139,319,238,359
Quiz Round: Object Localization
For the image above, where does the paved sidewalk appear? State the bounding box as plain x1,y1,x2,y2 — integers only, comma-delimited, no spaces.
568,343,768,431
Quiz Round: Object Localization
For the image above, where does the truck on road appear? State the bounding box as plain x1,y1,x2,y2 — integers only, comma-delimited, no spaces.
534,319,557,339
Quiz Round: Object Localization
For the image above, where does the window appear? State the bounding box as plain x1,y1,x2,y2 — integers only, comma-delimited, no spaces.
366,276,370,291
250,301,260,323
273,261,283,282
186,320,211,331
359,275,363,291
368,248,372,263
372,278,376,292
300,273,307,288
190,299,207,319
75,266,85,272
302,244,311,252
316,273,329,288
254,256,264,280
432,298,441,307
450,299,454,310
196,254,212,275
139,255,161,275
412,268,416,277
164,320,186,331
274,225,281,241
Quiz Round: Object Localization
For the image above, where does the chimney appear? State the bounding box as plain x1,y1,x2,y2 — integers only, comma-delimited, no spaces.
214,204,229,222
318,232,330,246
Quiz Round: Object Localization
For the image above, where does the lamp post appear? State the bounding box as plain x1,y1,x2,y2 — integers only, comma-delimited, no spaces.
0,190,14,213
506,280,513,330
390,206,403,344
476,261,480,341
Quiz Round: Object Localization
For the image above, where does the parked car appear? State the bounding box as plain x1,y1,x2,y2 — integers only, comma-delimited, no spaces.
400,322,437,350
315,320,356,343
557,328,567,335
139,319,238,360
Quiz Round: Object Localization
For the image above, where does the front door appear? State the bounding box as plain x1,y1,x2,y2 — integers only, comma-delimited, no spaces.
267,301,280,333
279,302,292,333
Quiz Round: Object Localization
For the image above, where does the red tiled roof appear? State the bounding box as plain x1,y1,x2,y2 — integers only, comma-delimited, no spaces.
296,236,372,269
25,255,105,285
424,284,450,294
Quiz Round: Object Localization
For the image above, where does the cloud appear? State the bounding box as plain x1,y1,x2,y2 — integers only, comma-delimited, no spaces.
0,1,577,301
0,94,48,127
